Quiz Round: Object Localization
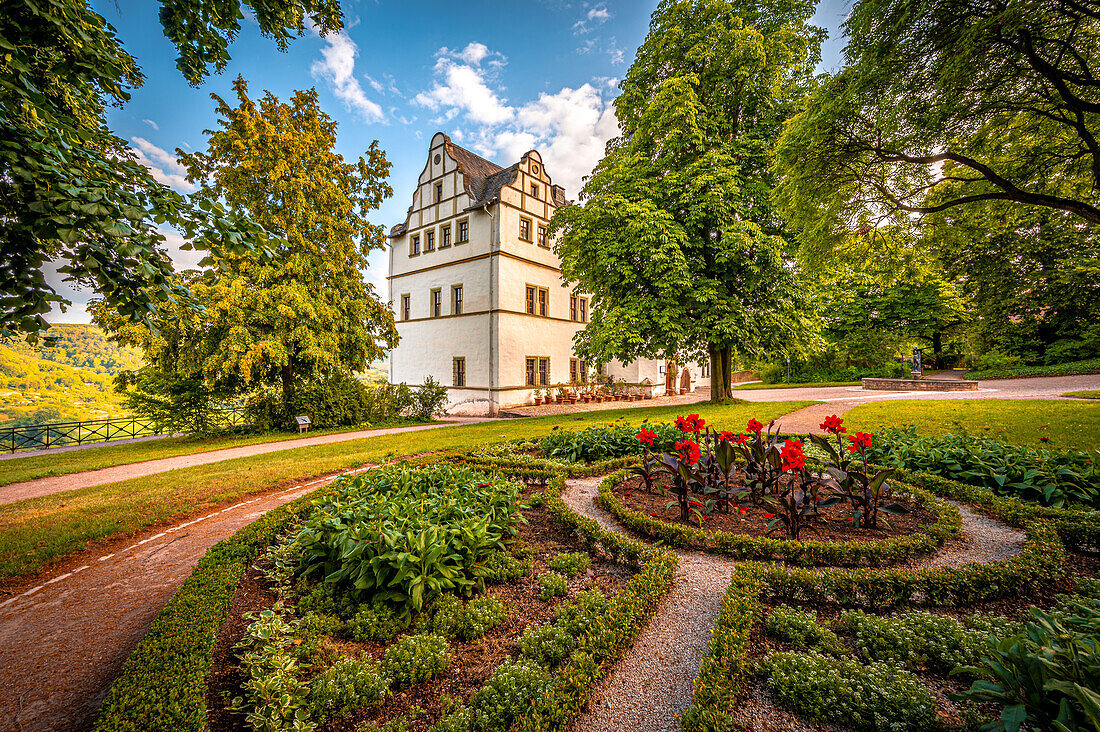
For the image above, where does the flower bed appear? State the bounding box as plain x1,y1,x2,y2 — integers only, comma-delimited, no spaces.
94,460,676,732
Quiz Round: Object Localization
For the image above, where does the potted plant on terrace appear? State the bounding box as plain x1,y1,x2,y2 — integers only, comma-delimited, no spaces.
533,392,542,406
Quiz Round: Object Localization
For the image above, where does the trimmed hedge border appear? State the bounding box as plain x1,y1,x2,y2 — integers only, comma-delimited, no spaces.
596,471,962,567
679,563,764,732
94,456,677,732
884,465,1100,552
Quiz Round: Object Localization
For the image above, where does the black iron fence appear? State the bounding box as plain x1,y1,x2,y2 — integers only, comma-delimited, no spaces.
1,411,247,454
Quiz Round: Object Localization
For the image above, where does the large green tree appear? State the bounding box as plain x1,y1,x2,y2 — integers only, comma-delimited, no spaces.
0,0,342,341
95,79,397,425
775,0,1100,261
552,0,825,400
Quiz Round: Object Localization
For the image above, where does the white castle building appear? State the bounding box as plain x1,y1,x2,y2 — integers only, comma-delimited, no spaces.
386,133,704,415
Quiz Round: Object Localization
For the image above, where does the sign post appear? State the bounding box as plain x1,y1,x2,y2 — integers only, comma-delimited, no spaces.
295,415,311,434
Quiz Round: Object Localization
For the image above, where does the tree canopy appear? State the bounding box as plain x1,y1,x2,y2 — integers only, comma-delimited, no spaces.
552,0,825,400
775,0,1100,263
0,0,345,342
94,79,397,429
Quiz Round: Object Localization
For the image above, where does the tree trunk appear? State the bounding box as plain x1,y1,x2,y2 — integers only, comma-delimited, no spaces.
709,345,733,401
931,331,943,369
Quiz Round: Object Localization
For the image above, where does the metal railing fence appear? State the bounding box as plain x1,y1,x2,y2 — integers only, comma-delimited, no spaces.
1,411,246,454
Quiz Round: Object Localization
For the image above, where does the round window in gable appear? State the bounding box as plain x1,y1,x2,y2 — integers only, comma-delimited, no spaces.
434,154,441,164
531,164,540,174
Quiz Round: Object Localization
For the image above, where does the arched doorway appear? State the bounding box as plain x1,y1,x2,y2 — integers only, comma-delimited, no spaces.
679,368,691,393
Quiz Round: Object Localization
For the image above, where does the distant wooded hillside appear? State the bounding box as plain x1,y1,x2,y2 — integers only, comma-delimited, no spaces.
0,325,140,426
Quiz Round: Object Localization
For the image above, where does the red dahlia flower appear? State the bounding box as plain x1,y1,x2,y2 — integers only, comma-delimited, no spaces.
675,438,701,466
820,414,846,434
781,439,805,472
747,419,764,434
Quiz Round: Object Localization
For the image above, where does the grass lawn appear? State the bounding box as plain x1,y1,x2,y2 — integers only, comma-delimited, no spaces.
0,399,813,582
0,419,433,488
843,399,1100,450
734,381,861,390
1064,390,1100,399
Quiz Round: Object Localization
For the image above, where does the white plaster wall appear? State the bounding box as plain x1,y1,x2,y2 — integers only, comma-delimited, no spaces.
390,315,489,389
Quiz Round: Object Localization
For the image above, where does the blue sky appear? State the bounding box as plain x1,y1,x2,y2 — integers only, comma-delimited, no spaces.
48,0,852,323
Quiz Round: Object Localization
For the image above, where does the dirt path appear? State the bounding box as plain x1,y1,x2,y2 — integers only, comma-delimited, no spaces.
0,466,369,732
0,418,492,506
558,476,1027,732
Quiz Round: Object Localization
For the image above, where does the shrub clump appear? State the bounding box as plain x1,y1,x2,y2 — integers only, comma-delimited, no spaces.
765,605,847,655
763,651,938,732
456,596,508,640
348,603,410,644
306,657,388,721
538,572,568,601
554,590,610,636
841,609,989,672
481,550,531,583
518,623,575,668
293,612,344,666
381,634,451,689
433,659,553,732
548,551,591,578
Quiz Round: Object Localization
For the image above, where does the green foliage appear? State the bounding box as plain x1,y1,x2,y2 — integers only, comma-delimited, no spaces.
763,651,939,732
306,657,388,722
541,422,681,462
228,606,315,732
1,0,283,341
867,426,1100,508
292,612,343,666
551,0,824,400
434,659,553,732
840,609,989,673
518,624,575,668
757,360,907,385
410,375,449,420
0,344,128,427
95,77,398,429
455,596,507,641
969,357,1100,381
295,582,357,620
5,324,143,375
294,464,522,611
538,572,568,601
380,633,451,689
348,603,411,644
765,605,846,655
548,552,591,578
953,599,1100,732
481,550,530,584
417,594,464,638
554,590,610,636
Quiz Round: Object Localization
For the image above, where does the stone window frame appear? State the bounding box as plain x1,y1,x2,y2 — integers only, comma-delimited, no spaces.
457,219,469,244
453,357,466,387
440,224,452,248
452,284,463,315
526,356,550,386
519,217,533,242
430,288,442,318
401,293,411,321
410,235,420,257
425,229,436,252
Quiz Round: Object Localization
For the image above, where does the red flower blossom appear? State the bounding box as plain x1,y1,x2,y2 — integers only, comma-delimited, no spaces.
781,439,806,472
718,431,736,442
763,513,774,519
675,414,706,434
689,499,703,507
735,433,749,445
820,414,846,434
1040,436,1050,442
738,507,750,514
847,432,874,454
747,419,764,434
623,492,632,497
636,427,656,447
649,513,659,517
675,438,701,466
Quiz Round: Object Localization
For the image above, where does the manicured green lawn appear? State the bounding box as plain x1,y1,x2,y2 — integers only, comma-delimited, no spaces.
1064,390,1100,400
0,400,813,581
0,419,431,488
734,381,861,390
843,399,1100,450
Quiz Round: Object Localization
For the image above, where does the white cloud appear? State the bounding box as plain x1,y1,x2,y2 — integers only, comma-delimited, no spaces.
573,4,612,34
130,136,195,192
142,118,159,130
310,30,385,122
363,73,384,93
414,45,514,126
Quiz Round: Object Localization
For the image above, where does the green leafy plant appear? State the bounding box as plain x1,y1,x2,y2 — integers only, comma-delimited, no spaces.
518,624,575,668
306,657,388,721
482,550,530,584
417,593,464,638
810,422,906,529
348,603,410,644
538,572,568,601
455,595,507,640
763,651,938,732
548,551,591,578
841,609,989,673
766,605,847,655
554,590,610,636
433,659,553,732
380,633,451,689
228,605,315,732
952,599,1100,732
293,612,343,666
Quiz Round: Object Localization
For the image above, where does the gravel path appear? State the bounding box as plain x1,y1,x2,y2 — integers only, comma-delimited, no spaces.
0,466,370,732
558,476,1029,732
0,417,493,505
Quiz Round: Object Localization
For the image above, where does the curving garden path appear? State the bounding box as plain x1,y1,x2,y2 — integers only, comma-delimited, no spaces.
558,475,1028,732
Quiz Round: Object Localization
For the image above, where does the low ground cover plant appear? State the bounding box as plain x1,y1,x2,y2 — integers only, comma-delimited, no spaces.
540,421,682,462
867,426,1100,508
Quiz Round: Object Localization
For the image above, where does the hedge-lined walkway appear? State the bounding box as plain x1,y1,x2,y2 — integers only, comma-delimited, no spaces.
558,475,1027,732
0,417,492,505
0,465,371,732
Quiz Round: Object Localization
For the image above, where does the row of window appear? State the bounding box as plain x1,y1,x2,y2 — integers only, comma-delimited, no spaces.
523,286,589,322
410,219,469,257
518,217,550,247
449,355,594,388
400,285,463,321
